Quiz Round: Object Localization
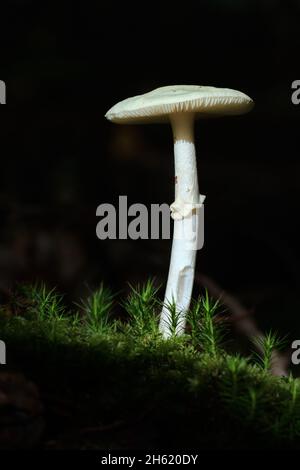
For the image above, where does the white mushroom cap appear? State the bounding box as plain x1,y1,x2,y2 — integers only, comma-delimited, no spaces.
105,85,254,124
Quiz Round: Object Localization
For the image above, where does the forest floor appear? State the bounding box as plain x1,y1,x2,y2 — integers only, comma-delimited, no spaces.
0,281,299,450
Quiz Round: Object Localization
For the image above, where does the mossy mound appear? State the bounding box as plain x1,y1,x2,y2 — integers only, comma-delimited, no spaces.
0,282,299,450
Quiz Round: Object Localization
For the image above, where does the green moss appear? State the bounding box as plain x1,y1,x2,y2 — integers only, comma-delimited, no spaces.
0,282,299,449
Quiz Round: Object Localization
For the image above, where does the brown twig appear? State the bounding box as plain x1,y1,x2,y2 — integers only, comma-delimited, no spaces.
195,273,290,376
79,419,125,436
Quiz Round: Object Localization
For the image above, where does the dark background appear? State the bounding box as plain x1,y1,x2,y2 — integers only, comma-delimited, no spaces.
0,1,299,338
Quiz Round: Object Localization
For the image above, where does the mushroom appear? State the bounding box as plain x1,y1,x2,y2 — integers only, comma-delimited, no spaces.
105,85,254,338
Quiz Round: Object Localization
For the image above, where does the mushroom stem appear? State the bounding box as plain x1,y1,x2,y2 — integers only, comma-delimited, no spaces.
159,113,200,338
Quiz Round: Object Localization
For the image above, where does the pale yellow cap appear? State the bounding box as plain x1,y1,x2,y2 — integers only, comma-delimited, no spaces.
105,85,254,124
